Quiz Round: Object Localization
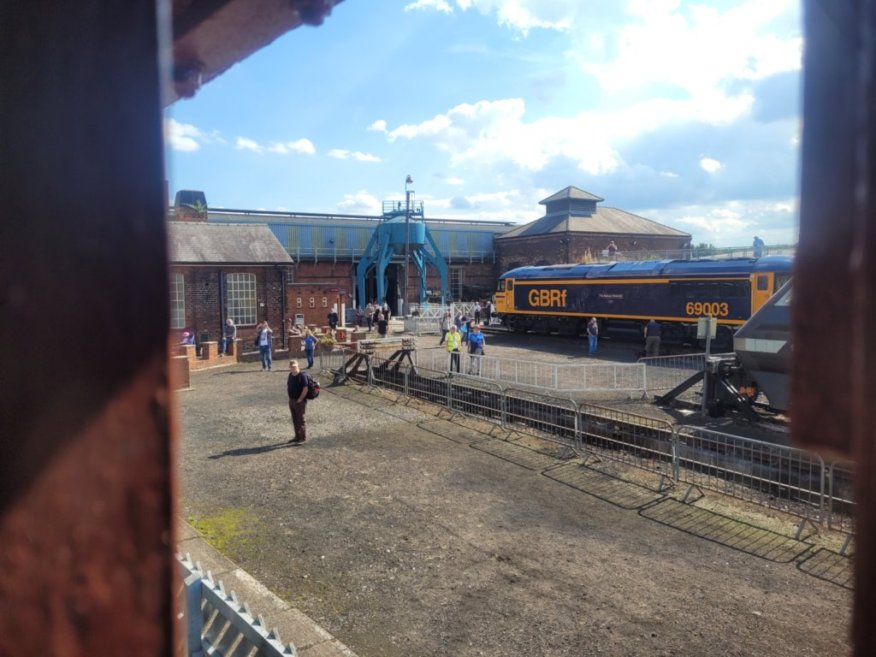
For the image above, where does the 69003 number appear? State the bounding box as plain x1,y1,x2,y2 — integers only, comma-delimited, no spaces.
685,301,729,317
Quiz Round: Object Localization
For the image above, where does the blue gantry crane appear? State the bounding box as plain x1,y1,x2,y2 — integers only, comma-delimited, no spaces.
355,181,450,312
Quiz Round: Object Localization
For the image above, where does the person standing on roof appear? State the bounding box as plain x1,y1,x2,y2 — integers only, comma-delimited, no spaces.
752,236,765,258
607,240,618,260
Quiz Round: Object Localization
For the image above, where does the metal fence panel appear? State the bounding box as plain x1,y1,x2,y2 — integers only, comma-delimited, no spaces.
369,354,411,395
674,426,826,521
638,352,733,393
503,387,578,448
577,403,675,482
406,363,452,408
827,461,855,537
449,377,504,422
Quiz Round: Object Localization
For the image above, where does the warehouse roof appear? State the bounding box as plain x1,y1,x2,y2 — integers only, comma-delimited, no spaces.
497,206,690,240
168,222,293,264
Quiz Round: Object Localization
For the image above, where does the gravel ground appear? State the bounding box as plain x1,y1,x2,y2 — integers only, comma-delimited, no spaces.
178,334,851,657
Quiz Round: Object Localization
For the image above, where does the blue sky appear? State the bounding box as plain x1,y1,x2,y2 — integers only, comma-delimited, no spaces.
164,0,802,247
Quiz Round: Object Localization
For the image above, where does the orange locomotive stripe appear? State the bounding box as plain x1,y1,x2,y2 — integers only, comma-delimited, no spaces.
510,276,750,285
503,310,745,325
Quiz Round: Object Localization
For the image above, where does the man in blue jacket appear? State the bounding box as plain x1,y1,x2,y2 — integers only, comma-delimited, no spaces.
467,324,486,375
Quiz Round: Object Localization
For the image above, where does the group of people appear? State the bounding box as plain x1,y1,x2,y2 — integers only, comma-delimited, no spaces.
360,301,391,337
178,317,240,357
585,317,661,358
442,320,486,375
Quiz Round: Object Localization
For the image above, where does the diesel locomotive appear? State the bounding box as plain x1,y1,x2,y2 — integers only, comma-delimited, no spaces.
494,256,793,349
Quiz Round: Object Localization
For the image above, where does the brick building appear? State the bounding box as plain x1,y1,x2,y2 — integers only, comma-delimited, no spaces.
169,186,692,326
201,205,512,316
167,221,293,349
495,186,691,274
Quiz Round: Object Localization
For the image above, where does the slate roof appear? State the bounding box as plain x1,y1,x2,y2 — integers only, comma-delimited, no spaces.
497,206,690,240
168,222,293,264
539,186,604,204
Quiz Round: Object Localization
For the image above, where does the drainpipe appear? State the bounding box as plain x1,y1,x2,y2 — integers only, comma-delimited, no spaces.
218,271,226,345
279,266,287,350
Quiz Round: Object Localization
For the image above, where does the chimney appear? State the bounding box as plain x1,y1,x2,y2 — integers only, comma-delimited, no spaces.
174,190,208,222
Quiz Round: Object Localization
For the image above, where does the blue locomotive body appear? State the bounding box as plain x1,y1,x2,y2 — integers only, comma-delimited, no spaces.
494,256,793,347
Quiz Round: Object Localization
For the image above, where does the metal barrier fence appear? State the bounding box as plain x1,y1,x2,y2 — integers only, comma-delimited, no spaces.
350,361,854,539
404,317,441,335
579,403,676,489
503,387,578,448
638,352,734,393
178,554,296,657
414,348,646,393
827,461,855,550
674,427,826,535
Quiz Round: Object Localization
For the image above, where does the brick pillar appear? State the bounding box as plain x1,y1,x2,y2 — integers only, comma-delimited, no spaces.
181,344,197,366
170,356,190,390
201,341,218,360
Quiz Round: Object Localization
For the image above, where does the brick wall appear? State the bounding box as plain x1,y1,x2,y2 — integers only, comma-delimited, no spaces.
170,265,286,347
287,260,497,314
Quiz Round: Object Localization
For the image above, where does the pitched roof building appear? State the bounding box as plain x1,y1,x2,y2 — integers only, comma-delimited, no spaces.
167,221,293,348
495,186,691,272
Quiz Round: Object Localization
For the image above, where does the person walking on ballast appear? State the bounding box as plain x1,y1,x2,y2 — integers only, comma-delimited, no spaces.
286,360,309,444
446,325,462,373
587,317,599,356
644,319,661,357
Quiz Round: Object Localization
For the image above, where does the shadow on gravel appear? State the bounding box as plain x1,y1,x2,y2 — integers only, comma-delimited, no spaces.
208,441,295,459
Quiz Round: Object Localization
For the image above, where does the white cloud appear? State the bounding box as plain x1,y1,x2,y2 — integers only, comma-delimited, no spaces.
165,119,205,152
403,0,573,36
699,157,723,173
236,137,315,155
267,139,316,155
328,149,382,162
580,0,801,95
446,176,465,185
659,171,680,178
368,119,388,133
404,0,452,14
235,137,262,153
337,191,382,214
378,93,752,175
642,197,798,246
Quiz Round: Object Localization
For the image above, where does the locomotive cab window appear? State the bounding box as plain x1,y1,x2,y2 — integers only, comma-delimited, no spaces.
506,280,514,291
497,280,506,292
756,275,769,291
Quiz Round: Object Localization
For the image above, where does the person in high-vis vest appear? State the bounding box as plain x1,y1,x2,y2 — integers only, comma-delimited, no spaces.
446,325,462,373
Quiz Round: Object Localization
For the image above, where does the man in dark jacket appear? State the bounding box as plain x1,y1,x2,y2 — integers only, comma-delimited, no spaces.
286,360,310,444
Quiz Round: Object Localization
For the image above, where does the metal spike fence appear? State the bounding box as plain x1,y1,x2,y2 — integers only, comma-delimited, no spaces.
334,354,855,540
178,554,297,657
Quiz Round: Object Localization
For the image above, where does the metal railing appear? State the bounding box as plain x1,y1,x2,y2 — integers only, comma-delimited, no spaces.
674,427,826,536
414,349,646,393
348,361,854,540
591,244,796,263
178,554,296,657
639,352,734,393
